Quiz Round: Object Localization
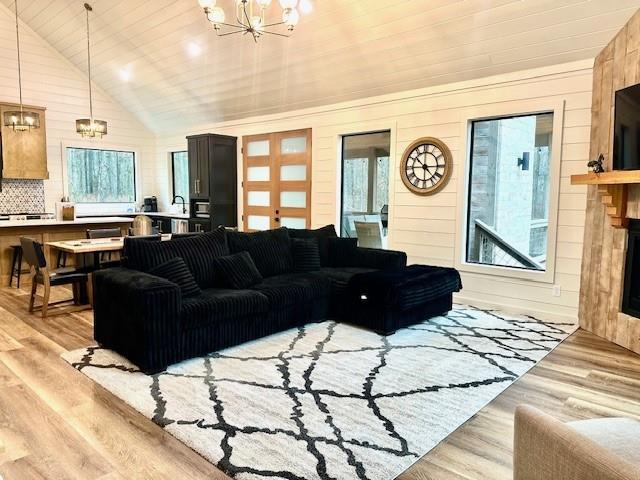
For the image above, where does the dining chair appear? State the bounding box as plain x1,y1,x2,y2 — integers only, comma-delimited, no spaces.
20,237,89,318
354,220,385,249
86,228,122,268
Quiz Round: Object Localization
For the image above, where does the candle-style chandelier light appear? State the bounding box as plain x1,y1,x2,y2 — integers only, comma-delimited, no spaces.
3,0,40,132
76,3,107,138
198,0,303,42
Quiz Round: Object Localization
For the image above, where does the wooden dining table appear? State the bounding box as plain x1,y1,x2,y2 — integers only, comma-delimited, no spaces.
45,234,172,305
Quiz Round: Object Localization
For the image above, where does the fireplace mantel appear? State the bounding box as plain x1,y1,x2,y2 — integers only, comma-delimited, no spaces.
571,170,640,228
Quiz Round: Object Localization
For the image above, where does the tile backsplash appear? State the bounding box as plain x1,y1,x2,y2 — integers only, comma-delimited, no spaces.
0,179,45,214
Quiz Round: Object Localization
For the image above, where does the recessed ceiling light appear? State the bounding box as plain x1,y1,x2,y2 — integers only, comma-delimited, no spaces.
119,68,132,82
299,0,312,14
187,42,202,57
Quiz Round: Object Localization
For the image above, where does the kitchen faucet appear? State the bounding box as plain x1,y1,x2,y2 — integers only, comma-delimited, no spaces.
172,195,187,215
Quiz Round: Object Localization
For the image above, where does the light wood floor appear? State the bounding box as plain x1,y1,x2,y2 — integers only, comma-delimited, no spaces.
1,285,640,480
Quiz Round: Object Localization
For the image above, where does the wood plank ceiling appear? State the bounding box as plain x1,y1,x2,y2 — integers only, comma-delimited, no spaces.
3,0,640,133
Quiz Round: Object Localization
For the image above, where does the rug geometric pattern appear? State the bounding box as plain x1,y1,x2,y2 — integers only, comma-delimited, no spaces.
63,305,575,480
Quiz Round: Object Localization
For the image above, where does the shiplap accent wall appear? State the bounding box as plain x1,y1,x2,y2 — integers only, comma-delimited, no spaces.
155,60,593,323
0,3,155,211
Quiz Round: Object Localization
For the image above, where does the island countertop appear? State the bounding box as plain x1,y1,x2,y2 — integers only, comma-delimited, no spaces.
0,216,134,228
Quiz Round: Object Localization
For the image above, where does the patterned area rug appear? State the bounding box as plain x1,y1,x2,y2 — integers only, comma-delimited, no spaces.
62,305,575,480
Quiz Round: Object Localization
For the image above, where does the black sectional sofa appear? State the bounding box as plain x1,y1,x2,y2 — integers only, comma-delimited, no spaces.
93,225,409,372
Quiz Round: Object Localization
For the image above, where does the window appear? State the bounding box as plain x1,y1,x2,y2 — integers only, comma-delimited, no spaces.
466,113,553,271
67,147,135,203
340,131,390,239
172,151,189,200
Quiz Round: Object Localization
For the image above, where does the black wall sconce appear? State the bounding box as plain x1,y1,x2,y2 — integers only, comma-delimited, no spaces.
517,151,530,171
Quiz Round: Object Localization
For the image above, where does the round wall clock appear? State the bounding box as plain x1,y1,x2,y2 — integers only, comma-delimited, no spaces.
400,137,452,195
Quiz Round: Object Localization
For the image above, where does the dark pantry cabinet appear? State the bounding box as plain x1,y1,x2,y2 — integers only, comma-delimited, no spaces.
187,133,238,230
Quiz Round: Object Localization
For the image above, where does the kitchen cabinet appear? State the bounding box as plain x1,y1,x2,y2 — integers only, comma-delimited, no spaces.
189,218,211,233
0,103,49,180
186,133,237,228
188,135,209,199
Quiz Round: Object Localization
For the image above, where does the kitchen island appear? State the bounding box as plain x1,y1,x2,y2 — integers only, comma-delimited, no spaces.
0,216,133,285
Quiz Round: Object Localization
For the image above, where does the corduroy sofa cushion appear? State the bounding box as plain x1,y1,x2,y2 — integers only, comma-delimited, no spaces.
122,227,229,288
212,251,263,289
287,224,338,267
148,257,201,298
291,238,321,272
326,237,359,267
181,288,270,329
252,272,331,308
227,228,293,277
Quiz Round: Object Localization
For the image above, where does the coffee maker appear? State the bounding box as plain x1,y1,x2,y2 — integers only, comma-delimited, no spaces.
142,196,158,212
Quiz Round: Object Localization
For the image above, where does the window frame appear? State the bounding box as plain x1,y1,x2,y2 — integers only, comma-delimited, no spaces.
454,100,565,284
339,129,392,238
62,142,140,206
171,150,188,199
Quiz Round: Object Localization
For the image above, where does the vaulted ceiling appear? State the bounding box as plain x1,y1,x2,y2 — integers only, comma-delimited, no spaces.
5,0,640,134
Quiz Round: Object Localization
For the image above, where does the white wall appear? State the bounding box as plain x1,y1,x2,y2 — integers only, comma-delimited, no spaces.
0,3,155,212
155,60,592,323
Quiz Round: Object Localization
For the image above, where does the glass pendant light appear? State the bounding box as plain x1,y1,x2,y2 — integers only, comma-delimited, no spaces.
3,0,40,132
76,3,107,138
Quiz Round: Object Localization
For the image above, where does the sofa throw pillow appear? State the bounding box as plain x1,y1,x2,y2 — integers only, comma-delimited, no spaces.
122,226,229,288
227,228,293,277
291,238,321,272
148,257,202,298
287,224,338,267
326,237,359,267
212,251,263,289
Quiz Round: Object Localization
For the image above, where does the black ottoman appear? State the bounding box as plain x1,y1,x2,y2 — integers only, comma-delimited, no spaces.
345,265,462,334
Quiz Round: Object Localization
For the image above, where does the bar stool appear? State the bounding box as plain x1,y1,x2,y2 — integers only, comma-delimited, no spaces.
9,245,29,288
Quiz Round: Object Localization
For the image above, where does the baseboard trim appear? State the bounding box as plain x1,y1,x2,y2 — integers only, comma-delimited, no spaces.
453,293,578,324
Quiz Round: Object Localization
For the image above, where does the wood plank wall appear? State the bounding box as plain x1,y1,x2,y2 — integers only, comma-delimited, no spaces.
579,10,640,353
156,60,594,322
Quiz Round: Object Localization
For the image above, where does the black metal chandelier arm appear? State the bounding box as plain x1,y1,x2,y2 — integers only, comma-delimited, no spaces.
215,27,250,37
241,2,252,28
261,29,291,37
216,21,248,30
262,21,286,28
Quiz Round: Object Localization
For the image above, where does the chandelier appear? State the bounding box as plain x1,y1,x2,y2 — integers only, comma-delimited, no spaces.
198,0,301,42
76,3,107,138
3,0,40,132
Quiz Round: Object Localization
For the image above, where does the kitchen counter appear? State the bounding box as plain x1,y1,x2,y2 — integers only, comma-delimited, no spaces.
0,216,134,228
0,217,134,285
77,211,190,219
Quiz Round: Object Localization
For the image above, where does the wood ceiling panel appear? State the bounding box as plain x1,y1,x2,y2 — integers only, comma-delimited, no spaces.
1,0,638,133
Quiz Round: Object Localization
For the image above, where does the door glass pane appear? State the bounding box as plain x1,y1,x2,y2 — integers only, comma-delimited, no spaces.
280,165,306,181
247,140,269,156
281,217,306,229
247,191,270,207
281,136,307,154
340,131,391,240
466,112,553,271
248,215,270,230
280,191,306,208
247,166,270,181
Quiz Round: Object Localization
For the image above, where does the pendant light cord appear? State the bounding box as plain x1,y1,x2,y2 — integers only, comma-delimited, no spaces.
14,0,23,113
84,3,93,123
